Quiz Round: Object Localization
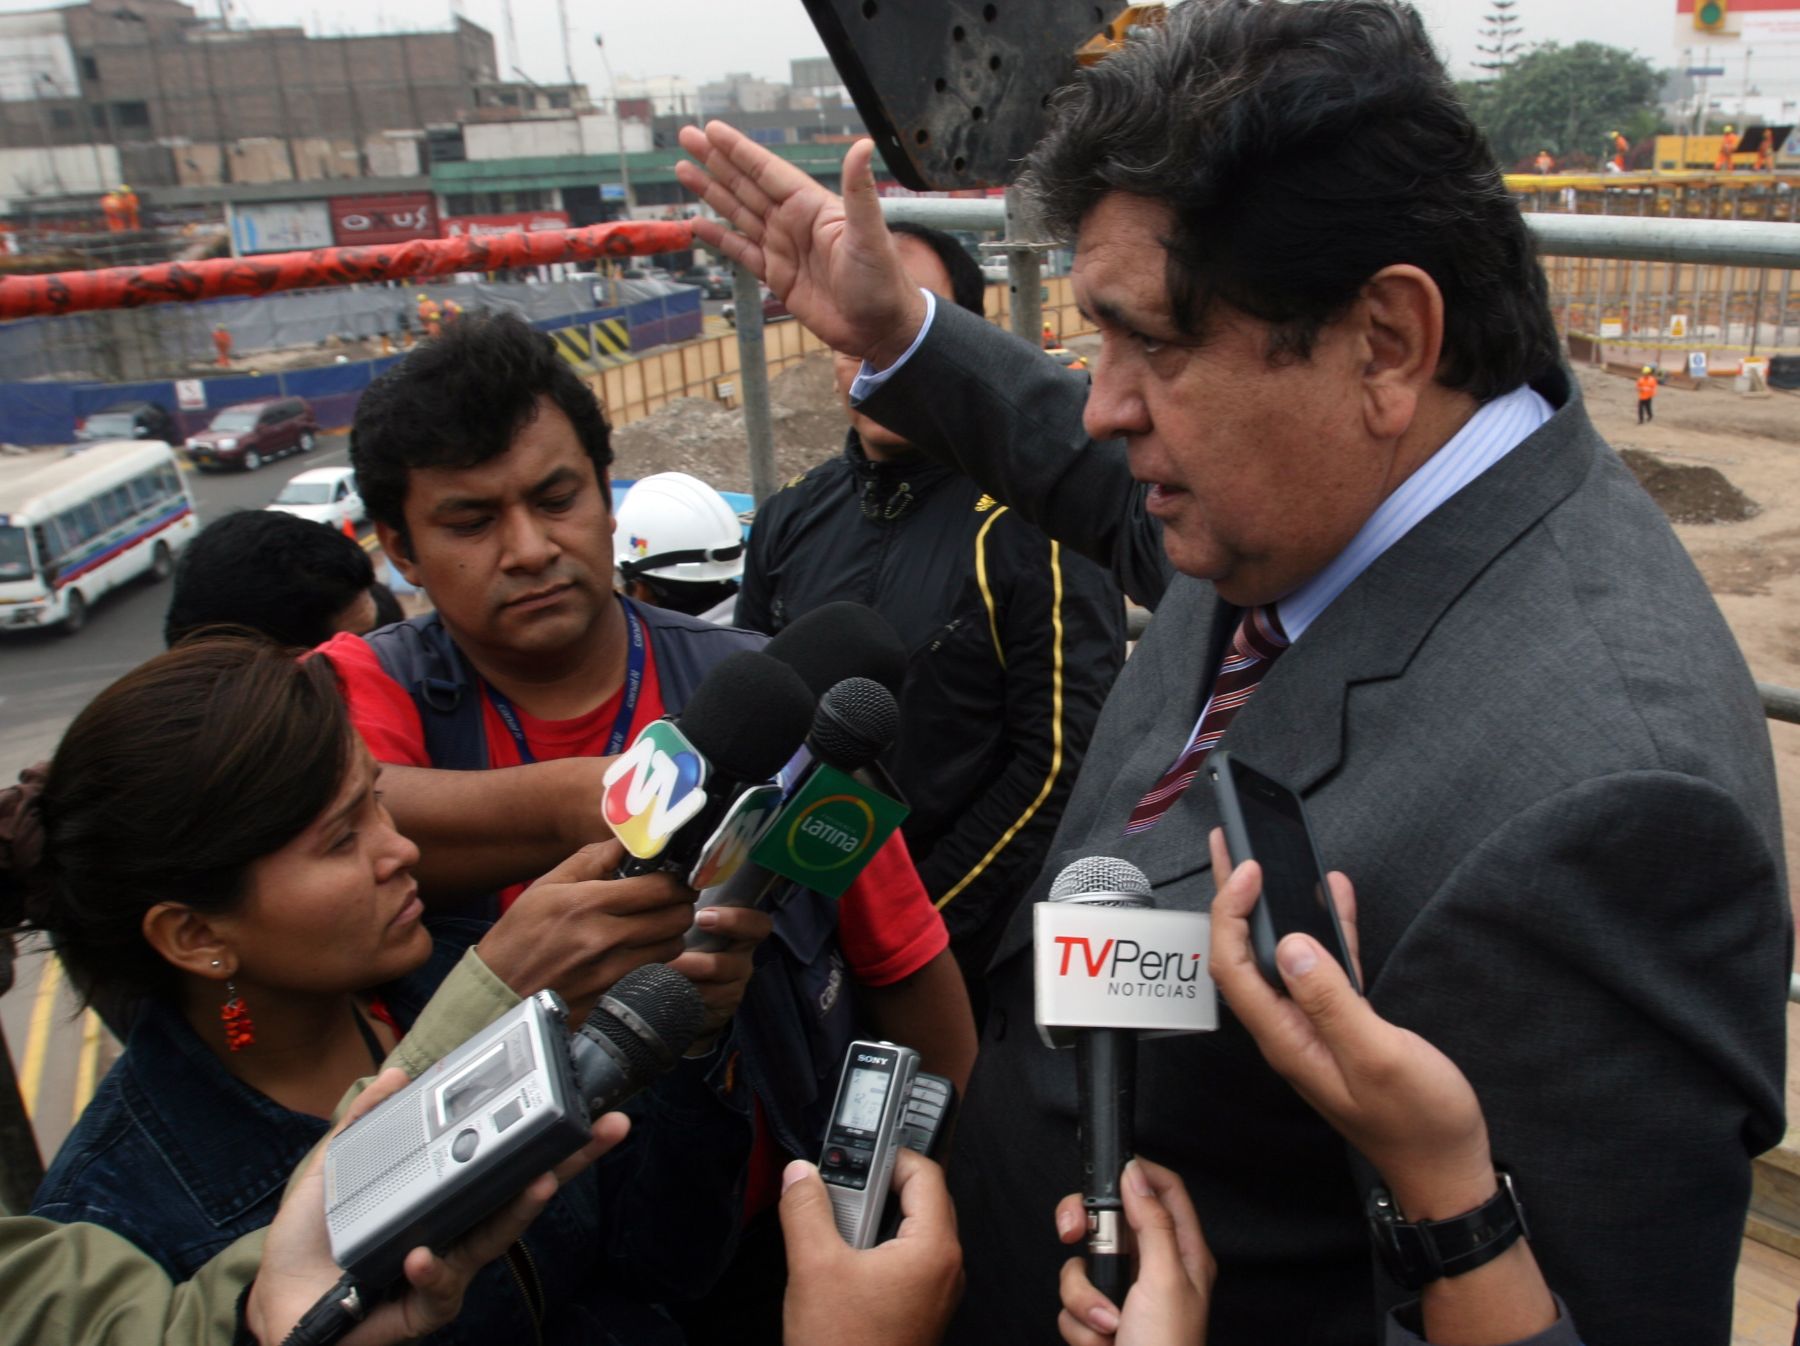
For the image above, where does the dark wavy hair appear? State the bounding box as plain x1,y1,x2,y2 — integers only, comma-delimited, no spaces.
22,635,352,1010
351,312,614,546
1023,0,1560,398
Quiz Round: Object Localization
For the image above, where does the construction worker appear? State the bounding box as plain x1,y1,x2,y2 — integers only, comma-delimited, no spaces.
1757,127,1776,171
1608,131,1629,172
117,184,140,230
100,189,125,232
442,298,464,325
211,325,233,367
1041,319,1057,349
1637,365,1658,424
415,291,442,339
613,470,746,623
1717,124,1739,171
1534,148,1555,175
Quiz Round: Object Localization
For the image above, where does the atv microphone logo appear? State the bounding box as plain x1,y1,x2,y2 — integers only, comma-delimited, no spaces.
602,719,708,859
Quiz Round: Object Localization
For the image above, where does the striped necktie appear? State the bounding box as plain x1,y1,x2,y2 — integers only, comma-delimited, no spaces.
1123,605,1289,835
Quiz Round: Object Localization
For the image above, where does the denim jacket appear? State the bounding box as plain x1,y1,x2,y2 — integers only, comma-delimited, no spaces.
33,927,754,1346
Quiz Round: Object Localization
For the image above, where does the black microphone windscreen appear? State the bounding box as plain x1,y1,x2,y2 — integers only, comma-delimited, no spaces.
763,602,908,698
677,649,815,782
812,677,900,769
588,964,707,1073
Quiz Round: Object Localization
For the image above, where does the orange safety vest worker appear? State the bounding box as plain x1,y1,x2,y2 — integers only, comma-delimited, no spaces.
1757,129,1776,171
1534,151,1555,174
1636,373,1658,401
1717,128,1739,171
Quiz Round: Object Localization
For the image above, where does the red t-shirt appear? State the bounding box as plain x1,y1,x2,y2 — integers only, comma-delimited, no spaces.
318,629,947,982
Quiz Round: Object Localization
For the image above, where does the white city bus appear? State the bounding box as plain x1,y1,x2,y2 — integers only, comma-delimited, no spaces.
0,441,199,633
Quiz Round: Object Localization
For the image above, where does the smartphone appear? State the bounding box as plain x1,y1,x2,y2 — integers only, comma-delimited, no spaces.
1206,751,1360,994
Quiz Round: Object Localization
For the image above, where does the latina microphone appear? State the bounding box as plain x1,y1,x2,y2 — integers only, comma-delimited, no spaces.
608,649,814,878
684,674,901,950
315,965,707,1342
1048,855,1156,1308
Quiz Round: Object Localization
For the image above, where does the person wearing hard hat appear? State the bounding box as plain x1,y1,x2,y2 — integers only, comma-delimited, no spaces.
415,292,442,339
613,471,746,623
1637,365,1658,423
1534,148,1555,175
1717,124,1739,171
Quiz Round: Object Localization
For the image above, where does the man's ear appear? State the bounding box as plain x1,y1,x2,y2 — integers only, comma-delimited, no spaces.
375,521,420,587
1357,264,1444,442
142,902,235,983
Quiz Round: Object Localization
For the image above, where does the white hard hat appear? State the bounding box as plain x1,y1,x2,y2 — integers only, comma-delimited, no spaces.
615,471,745,584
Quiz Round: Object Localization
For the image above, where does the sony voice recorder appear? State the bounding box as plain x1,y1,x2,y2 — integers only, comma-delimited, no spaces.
818,1040,955,1248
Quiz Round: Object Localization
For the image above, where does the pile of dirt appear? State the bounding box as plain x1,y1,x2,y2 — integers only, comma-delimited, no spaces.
1618,447,1761,525
610,353,849,491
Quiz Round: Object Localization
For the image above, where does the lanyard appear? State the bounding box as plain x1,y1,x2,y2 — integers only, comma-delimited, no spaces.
483,597,647,765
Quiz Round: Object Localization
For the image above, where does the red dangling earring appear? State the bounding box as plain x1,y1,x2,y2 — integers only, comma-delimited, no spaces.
221,978,255,1052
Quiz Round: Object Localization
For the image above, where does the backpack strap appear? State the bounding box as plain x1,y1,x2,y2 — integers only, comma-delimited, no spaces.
362,613,490,772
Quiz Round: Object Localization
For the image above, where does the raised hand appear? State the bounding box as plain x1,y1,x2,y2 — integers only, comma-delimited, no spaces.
675,122,927,367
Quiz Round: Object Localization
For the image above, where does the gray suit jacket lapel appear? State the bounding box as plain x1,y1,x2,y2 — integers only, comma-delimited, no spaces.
993,377,1597,967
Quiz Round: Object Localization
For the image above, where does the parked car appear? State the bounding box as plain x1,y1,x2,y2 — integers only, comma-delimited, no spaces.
722,288,792,328
74,401,176,443
186,397,317,471
677,265,733,300
266,466,364,532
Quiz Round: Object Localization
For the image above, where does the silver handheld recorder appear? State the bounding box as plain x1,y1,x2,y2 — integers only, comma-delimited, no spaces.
818,1039,922,1249
325,966,704,1289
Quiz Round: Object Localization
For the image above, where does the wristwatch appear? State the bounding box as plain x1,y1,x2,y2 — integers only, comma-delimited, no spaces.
1366,1170,1530,1291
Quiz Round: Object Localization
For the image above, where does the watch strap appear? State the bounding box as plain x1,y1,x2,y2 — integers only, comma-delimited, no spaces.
1368,1170,1530,1290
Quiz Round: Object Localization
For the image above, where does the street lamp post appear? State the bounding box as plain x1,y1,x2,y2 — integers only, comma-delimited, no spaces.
592,35,638,219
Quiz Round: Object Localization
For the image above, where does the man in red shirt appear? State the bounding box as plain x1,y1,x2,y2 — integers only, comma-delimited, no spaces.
320,313,975,1339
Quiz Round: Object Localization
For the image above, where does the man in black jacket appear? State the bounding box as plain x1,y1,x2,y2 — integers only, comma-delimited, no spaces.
736,222,1126,1001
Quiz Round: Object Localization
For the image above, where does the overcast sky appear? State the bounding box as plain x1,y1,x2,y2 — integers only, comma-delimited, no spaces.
5,1,1793,96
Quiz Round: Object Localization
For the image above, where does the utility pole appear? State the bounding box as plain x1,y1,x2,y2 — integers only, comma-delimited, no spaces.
593,35,638,217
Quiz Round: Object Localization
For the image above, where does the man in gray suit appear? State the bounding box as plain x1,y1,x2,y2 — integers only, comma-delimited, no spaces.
677,3,1791,1343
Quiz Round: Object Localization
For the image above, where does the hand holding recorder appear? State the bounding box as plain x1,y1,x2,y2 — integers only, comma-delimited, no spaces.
780,1149,964,1346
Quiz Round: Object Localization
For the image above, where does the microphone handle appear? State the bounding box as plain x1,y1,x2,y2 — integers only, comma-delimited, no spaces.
1077,1027,1137,1305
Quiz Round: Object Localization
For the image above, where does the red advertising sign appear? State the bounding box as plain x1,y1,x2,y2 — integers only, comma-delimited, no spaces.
329,193,437,246
442,211,571,240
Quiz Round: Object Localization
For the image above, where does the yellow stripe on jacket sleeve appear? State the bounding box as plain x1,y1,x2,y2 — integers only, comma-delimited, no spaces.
938,534,1067,908
974,506,1008,669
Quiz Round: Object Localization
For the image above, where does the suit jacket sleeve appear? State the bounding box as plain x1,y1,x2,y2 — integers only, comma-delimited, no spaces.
859,303,1175,609
921,515,1125,939
1372,772,1789,1344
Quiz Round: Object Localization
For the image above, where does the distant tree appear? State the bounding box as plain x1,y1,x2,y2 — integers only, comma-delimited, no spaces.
1459,42,1665,169
1473,0,1524,79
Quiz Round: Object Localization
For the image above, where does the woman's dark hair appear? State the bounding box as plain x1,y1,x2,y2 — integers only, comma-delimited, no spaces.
888,222,987,318
164,509,375,649
351,312,615,544
1023,0,1561,399
19,634,352,1010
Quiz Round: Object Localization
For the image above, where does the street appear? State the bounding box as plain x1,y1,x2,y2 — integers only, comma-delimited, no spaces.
0,430,360,1176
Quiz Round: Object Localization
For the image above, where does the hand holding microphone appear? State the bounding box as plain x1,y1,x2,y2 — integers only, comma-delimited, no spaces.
1053,1157,1214,1346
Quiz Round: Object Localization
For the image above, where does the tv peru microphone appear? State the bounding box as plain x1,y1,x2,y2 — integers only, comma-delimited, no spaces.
604,649,814,879
1049,856,1154,1308
326,963,706,1294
